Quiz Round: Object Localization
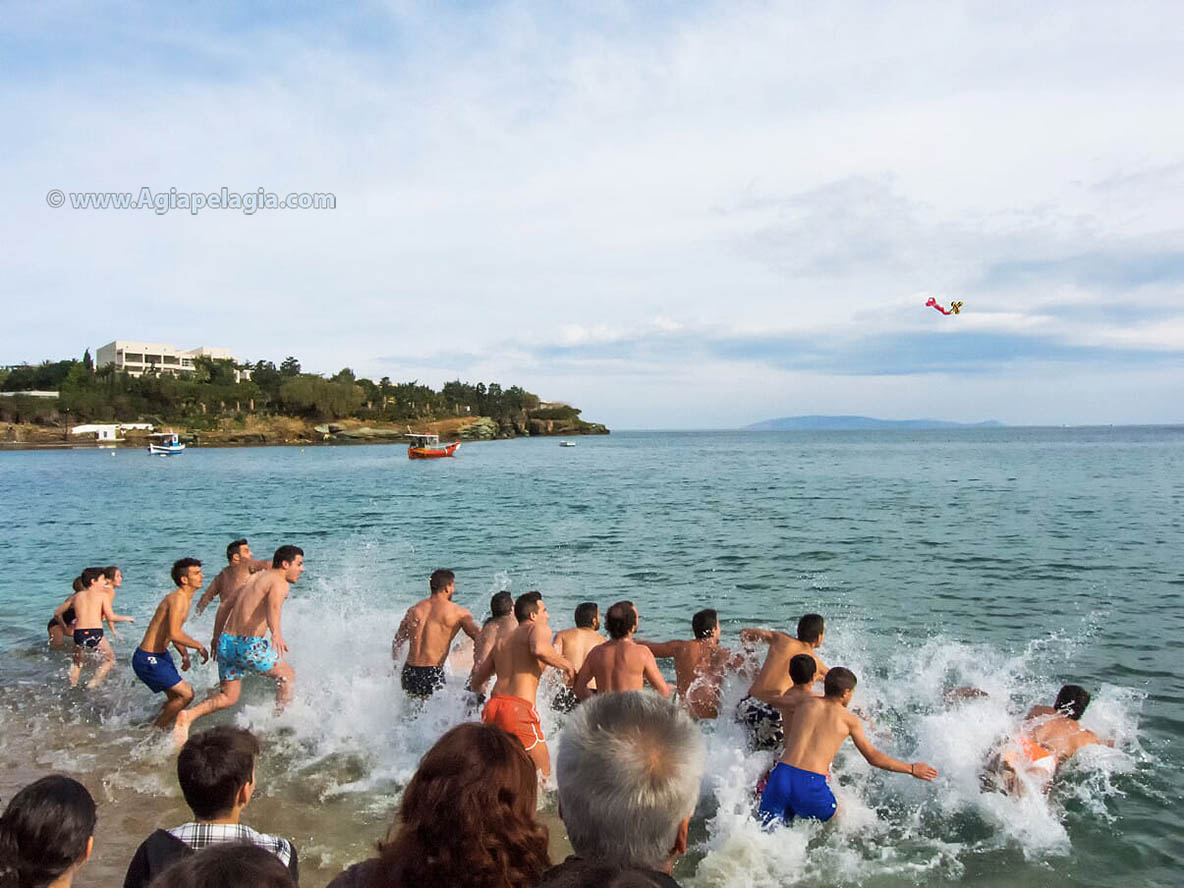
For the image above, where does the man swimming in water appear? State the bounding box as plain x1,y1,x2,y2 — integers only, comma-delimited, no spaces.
574,601,670,700
759,667,937,825
173,545,304,743
551,602,605,713
471,591,574,775
639,609,744,719
65,567,128,688
392,569,480,700
131,558,210,728
194,539,272,616
736,614,828,751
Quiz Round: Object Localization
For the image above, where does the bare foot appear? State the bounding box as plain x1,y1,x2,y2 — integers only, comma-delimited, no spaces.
172,711,192,747
68,665,81,688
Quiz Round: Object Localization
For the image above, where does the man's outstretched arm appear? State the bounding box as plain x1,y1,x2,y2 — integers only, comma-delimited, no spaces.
849,716,937,780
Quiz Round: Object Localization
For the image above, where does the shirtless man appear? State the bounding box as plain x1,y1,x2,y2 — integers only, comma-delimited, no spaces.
992,684,1112,794
551,602,604,712
470,591,516,694
736,613,828,751
574,601,670,701
639,609,743,719
392,569,480,700
759,667,937,825
131,558,210,728
471,591,574,775
172,545,304,743
194,539,271,616
64,567,129,688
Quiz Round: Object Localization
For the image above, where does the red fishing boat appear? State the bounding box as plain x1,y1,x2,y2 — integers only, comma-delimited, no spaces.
407,434,461,459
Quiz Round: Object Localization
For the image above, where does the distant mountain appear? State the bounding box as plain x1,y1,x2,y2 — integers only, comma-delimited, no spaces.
745,415,1005,431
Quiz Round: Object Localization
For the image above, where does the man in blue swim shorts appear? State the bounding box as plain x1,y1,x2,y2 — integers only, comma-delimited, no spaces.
758,667,938,825
133,558,210,728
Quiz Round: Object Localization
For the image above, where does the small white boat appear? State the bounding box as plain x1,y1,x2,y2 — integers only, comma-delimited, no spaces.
147,432,185,455
559,440,576,447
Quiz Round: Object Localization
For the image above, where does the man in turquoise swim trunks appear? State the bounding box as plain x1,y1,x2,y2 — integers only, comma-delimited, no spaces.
173,545,304,744
758,667,938,825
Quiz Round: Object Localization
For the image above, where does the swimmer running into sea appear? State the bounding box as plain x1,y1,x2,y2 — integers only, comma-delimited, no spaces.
736,614,828,751
392,569,480,700
574,600,670,700
193,538,272,616
639,608,745,719
758,667,937,826
550,602,604,713
65,567,132,689
469,590,517,701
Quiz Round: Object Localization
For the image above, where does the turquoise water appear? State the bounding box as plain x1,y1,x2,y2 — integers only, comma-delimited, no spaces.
1,429,1181,886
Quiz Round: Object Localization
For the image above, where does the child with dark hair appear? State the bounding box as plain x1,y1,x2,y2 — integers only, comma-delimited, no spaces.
0,775,96,888
47,577,84,648
148,843,295,888
123,727,297,888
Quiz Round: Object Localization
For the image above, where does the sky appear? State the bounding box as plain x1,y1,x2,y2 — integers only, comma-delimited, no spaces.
3,0,1183,428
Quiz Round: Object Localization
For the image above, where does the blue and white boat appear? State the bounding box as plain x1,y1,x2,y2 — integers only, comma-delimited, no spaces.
147,432,185,455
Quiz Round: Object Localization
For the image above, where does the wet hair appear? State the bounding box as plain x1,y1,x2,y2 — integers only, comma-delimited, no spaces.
574,602,599,629
79,567,105,589
514,591,543,623
490,591,513,618
148,843,294,888
796,613,824,644
226,539,249,563
691,609,718,639
271,545,303,569
0,775,96,888
823,666,857,698
789,653,817,686
171,558,202,587
375,722,549,888
429,569,454,593
71,577,84,593
1054,684,1091,720
605,601,638,639
177,727,260,820
101,565,121,581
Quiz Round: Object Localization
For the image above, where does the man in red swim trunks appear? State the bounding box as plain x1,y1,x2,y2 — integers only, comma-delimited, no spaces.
471,591,574,775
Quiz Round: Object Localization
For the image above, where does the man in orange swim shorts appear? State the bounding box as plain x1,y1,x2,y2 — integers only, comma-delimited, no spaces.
471,591,574,775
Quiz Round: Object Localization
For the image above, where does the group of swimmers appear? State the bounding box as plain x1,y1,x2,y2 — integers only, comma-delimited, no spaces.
47,547,1113,826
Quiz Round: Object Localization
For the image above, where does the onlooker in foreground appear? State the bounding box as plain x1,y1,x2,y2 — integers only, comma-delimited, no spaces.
148,843,295,888
0,774,96,888
123,726,298,888
542,691,706,887
326,722,549,888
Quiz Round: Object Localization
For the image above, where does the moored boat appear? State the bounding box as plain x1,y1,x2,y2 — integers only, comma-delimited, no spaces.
147,432,185,455
407,434,460,459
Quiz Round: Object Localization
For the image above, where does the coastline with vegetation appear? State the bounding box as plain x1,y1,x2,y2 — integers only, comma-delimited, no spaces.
0,353,608,448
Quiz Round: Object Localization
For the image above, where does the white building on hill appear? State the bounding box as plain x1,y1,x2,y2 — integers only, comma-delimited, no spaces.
95,341,251,381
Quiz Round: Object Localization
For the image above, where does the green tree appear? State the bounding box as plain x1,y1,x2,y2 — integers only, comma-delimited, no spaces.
279,356,301,377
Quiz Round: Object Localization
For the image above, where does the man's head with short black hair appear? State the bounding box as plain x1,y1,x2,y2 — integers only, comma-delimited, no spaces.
177,726,261,820
490,590,513,619
271,545,303,569
575,602,600,630
1054,684,1091,720
797,613,824,645
429,569,455,594
691,609,718,640
226,539,249,563
789,653,817,687
514,591,544,623
79,567,105,589
605,601,638,640
823,666,856,700
171,558,202,588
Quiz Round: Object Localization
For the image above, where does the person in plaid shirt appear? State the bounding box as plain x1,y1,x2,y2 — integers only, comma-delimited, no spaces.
123,726,298,887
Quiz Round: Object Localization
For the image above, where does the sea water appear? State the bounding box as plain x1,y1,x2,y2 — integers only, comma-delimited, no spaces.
0,428,1180,887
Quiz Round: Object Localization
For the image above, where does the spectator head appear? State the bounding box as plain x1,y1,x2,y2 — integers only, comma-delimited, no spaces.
1054,684,1092,720
788,654,817,687
823,667,857,703
0,775,96,888
574,602,600,630
514,591,544,624
177,727,260,821
148,843,294,888
796,613,824,645
376,722,549,887
226,539,249,563
490,590,513,619
429,569,455,595
171,558,202,589
557,691,705,874
691,609,718,640
605,601,638,640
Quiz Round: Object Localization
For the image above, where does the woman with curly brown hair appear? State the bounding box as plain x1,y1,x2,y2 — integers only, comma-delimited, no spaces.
327,722,551,888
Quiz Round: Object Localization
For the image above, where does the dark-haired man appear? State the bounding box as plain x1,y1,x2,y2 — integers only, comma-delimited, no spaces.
551,602,605,713
471,590,517,694
123,725,298,887
758,667,937,825
574,601,670,701
132,558,210,728
639,609,743,719
736,613,828,751
473,591,575,775
393,569,480,700
173,546,304,743
194,539,271,616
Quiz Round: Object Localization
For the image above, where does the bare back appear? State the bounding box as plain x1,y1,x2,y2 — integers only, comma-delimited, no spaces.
1026,708,1106,762
780,696,857,775
488,622,551,702
578,638,669,695
749,634,826,701
473,615,518,671
197,560,267,613
554,627,604,684
222,569,287,637
72,585,111,631
398,594,478,667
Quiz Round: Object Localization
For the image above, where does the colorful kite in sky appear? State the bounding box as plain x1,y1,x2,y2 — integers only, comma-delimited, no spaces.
926,297,964,316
